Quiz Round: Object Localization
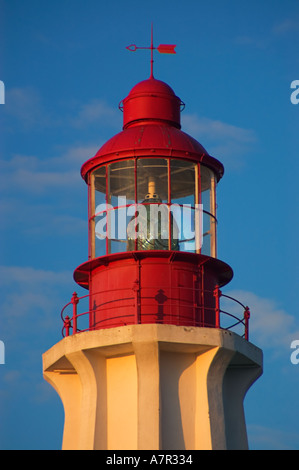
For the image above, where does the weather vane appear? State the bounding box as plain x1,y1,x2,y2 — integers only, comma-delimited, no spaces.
126,24,176,78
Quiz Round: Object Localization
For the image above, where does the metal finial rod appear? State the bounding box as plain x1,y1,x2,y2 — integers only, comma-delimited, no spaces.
126,25,176,78
150,23,154,78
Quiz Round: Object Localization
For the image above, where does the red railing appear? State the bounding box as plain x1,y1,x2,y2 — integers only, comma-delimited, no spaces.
61,285,250,340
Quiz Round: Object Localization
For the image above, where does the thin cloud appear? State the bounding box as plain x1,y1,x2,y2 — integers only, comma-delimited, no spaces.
3,168,79,193
0,196,86,239
273,19,299,34
182,113,257,168
0,265,74,341
57,143,100,166
182,114,256,144
222,289,299,351
70,99,121,129
3,86,121,131
235,18,299,50
0,145,93,238
0,265,71,286
23,212,86,236
4,87,44,129
0,143,98,194
0,265,76,419
234,34,272,50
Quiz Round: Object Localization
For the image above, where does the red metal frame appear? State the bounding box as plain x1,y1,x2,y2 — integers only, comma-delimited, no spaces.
61,286,250,340
168,159,171,250
71,250,233,331
81,145,224,184
90,157,217,257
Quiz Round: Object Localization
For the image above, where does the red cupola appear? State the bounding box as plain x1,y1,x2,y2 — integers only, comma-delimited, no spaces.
71,74,234,331
121,77,182,129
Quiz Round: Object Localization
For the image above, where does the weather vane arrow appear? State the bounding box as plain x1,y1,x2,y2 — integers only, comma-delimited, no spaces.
126,43,176,54
126,24,176,78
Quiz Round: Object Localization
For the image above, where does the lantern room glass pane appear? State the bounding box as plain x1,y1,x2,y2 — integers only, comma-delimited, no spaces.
92,166,106,258
200,166,217,257
200,166,216,216
171,205,195,252
94,210,107,257
170,160,199,253
111,206,133,252
127,202,179,251
94,166,106,214
137,159,168,203
202,211,211,256
108,160,135,207
170,160,196,207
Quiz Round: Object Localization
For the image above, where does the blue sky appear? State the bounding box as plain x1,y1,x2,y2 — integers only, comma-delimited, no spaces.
0,0,298,450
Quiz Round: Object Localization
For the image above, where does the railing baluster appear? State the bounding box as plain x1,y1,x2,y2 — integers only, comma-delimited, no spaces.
64,315,71,337
213,285,221,329
71,292,79,335
244,306,250,341
132,279,140,324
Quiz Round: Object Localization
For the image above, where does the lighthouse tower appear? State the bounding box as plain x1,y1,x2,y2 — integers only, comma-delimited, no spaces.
43,47,262,450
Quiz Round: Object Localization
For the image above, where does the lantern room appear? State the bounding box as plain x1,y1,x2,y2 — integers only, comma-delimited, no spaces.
89,157,217,257
73,77,233,330
82,78,223,260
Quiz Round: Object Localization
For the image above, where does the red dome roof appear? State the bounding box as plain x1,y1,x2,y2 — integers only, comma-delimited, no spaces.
80,78,224,181
121,77,182,129
128,78,176,96
95,123,206,154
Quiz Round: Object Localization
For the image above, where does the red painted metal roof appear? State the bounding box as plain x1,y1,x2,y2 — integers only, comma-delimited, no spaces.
121,77,182,129
125,77,177,99
80,77,224,181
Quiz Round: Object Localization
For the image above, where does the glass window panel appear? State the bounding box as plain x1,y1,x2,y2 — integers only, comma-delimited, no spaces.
111,239,127,254
200,166,216,216
173,205,195,253
93,166,106,219
201,211,217,257
99,206,137,254
128,202,172,251
94,211,107,257
91,166,106,258
170,160,196,206
112,206,131,252
202,211,211,256
200,165,217,257
110,206,129,254
137,159,168,203
108,160,135,207
200,166,212,212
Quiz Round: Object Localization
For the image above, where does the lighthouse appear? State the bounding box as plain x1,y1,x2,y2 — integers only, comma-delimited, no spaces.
43,42,263,450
